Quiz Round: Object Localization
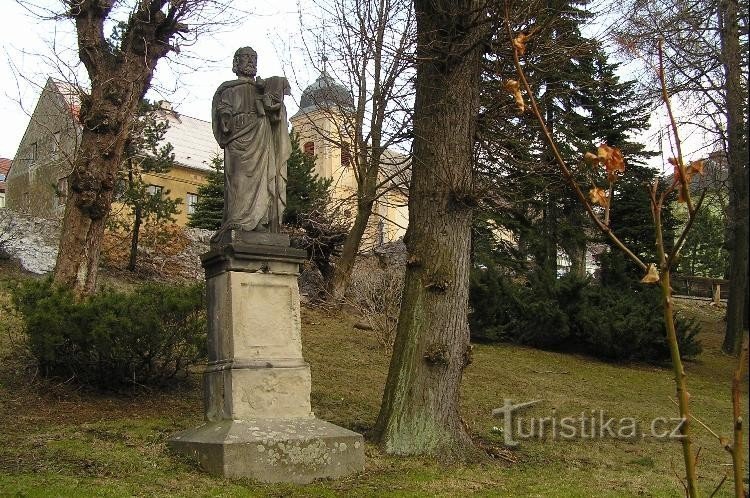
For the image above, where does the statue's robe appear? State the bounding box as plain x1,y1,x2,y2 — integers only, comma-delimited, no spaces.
211,76,290,232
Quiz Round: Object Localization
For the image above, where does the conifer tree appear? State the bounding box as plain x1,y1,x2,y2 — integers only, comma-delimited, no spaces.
116,101,181,272
284,131,331,226
478,4,658,278
579,52,678,283
479,0,598,276
187,155,225,230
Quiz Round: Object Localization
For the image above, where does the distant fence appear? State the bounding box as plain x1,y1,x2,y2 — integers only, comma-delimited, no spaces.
672,274,729,303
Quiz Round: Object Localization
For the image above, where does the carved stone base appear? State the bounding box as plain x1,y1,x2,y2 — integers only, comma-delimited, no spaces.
168,242,364,482
204,363,313,420
168,419,364,484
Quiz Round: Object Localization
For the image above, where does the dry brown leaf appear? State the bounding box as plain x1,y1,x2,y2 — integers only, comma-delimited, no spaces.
589,186,609,208
597,144,625,182
583,152,599,166
640,263,660,284
688,159,704,176
503,79,525,113
512,33,530,56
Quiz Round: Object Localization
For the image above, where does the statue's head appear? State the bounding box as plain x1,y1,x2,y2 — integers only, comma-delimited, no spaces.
232,47,258,78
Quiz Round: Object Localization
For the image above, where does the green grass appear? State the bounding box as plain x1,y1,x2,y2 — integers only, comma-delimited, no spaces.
0,269,747,497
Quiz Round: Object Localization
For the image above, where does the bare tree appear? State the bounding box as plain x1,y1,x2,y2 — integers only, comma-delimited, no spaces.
294,0,415,299
16,0,232,294
612,0,749,354
374,0,488,457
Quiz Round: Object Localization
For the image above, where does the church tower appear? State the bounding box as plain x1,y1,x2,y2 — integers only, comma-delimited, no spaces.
290,72,408,246
290,72,356,198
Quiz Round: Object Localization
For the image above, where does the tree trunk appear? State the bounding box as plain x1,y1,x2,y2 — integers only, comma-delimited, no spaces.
328,189,376,299
328,0,388,301
52,2,184,295
128,205,142,272
567,240,587,278
374,0,486,457
54,125,128,293
720,0,749,355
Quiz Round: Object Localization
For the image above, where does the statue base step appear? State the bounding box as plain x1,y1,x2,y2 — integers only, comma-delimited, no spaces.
168,418,365,483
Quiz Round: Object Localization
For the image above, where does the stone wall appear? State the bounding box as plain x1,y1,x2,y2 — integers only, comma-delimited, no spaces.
0,208,212,278
0,208,60,274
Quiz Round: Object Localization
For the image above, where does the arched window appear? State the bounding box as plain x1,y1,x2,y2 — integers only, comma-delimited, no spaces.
303,141,315,156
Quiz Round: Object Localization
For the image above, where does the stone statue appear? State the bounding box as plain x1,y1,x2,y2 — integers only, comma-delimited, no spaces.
211,47,291,241
168,49,365,480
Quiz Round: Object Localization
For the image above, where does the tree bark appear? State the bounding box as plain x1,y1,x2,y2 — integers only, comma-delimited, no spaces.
55,124,130,293
719,0,749,355
374,0,486,457
53,1,185,294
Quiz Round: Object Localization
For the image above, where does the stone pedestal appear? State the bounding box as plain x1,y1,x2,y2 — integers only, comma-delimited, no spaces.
168,241,364,483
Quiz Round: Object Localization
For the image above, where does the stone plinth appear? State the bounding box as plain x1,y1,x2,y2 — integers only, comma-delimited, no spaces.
169,419,364,483
168,242,364,483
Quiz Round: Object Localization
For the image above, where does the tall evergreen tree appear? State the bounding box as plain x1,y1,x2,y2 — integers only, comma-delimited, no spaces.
579,52,679,283
478,4,657,280
187,155,224,230
284,131,331,226
479,0,600,276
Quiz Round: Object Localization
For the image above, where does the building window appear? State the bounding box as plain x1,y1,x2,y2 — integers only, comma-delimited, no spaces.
0,173,5,182
187,193,198,214
147,184,163,196
56,177,68,206
378,219,385,246
29,142,38,162
303,141,315,156
340,143,351,167
0,192,5,209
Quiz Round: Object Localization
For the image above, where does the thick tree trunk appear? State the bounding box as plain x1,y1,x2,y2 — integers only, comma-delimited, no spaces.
374,0,485,457
720,0,749,355
54,124,129,293
52,2,183,294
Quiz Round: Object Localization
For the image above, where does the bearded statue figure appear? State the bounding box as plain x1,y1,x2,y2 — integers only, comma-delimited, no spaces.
211,47,291,241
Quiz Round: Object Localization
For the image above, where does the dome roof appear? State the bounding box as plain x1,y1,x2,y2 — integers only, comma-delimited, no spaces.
297,72,354,114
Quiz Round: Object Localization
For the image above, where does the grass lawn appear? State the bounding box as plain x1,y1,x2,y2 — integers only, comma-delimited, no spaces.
0,269,747,497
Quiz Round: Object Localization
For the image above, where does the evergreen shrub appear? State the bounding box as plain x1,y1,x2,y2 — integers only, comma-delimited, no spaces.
469,266,701,362
12,279,206,389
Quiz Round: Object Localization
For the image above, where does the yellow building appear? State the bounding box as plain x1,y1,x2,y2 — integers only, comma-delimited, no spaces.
121,102,220,226
290,72,409,249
